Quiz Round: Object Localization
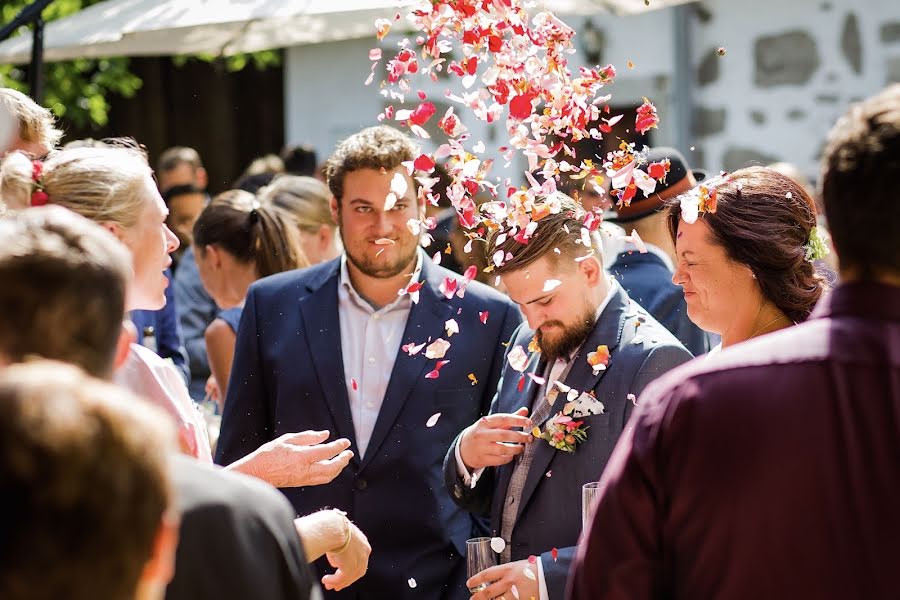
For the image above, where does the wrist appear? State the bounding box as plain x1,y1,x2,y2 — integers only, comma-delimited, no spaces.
459,427,478,471
332,509,352,554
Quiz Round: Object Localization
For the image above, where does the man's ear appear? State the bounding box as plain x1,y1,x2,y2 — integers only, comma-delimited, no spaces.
579,254,603,286
139,512,180,588
114,322,137,371
196,167,209,191
330,196,340,226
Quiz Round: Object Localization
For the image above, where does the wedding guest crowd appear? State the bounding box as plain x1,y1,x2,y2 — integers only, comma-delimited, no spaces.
0,69,897,600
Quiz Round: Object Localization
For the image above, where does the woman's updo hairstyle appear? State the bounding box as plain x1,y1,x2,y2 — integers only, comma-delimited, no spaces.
666,166,827,323
257,175,335,234
0,139,151,229
192,190,310,278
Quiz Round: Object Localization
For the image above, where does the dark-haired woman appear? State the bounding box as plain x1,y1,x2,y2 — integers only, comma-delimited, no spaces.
194,190,310,407
667,166,829,351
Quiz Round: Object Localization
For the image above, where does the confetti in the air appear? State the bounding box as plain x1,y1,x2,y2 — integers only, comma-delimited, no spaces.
490,537,506,553
407,578,417,588
627,393,637,405
468,373,479,385
351,378,358,391
543,279,562,292
551,547,559,561
479,311,489,325
717,46,727,56
507,345,529,372
426,412,442,427
523,566,536,581
425,338,451,359
425,360,450,379
445,319,460,337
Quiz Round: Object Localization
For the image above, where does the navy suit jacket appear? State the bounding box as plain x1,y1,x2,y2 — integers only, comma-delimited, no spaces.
216,255,521,600
444,284,692,599
611,250,712,356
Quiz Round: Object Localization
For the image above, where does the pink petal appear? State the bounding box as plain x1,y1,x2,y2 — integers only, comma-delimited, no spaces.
426,412,441,427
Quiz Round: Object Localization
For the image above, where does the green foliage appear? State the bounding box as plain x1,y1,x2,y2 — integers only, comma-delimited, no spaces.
0,0,280,129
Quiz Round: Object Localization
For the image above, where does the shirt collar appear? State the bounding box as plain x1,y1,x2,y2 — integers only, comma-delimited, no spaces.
339,250,424,312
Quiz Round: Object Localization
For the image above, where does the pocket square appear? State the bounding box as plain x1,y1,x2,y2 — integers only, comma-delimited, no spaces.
563,391,605,418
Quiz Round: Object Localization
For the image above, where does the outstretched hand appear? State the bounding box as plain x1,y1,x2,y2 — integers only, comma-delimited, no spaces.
228,430,353,488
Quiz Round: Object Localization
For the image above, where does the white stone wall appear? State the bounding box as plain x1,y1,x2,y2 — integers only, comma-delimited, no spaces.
284,1,900,184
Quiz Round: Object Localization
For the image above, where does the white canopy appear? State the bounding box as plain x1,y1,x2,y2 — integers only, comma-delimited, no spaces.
0,0,694,65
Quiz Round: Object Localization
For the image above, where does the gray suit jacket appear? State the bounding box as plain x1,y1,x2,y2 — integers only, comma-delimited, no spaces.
443,284,692,599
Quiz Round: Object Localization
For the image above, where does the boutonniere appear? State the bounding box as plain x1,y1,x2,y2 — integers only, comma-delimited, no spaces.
533,413,589,452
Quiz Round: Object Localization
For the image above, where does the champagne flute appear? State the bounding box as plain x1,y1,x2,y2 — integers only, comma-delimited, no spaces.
582,481,602,530
466,537,497,593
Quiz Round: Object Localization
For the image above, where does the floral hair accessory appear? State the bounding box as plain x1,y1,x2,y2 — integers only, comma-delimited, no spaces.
804,226,830,262
533,412,588,452
677,174,728,224
30,160,49,207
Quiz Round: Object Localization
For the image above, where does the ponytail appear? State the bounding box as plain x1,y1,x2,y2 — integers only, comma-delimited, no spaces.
193,190,309,278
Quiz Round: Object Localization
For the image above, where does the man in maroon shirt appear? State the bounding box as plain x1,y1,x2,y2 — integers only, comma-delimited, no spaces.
569,84,900,600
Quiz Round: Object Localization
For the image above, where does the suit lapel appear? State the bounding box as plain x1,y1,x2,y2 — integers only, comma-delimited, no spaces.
514,284,630,522
359,259,453,470
298,262,360,464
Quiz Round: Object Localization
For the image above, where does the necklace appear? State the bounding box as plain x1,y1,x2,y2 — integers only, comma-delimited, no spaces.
749,314,788,339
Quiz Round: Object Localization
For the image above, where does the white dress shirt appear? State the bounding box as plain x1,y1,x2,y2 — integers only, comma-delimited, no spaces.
337,253,423,458
455,278,619,600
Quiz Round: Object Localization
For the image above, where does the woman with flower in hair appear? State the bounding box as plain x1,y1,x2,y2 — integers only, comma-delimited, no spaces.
666,165,830,351
0,143,353,489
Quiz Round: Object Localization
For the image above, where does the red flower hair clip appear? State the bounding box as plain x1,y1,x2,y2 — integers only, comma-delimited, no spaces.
30,160,49,206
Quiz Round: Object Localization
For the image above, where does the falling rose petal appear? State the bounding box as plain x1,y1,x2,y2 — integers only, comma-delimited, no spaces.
369,48,382,61
390,171,409,197
413,154,435,172
627,393,637,405
511,584,520,599
426,412,441,427
351,378,358,391
425,360,450,379
630,229,647,253
523,567,536,581
517,375,525,392
375,17,391,40
408,101,436,126
425,338,451,359
407,578,417,588
445,319,459,337
490,537,506,554
551,547,559,561
439,277,458,299
479,311,489,325
545,470,552,478
374,238,396,245
507,345,528,372
543,279,562,292
468,373,478,385
384,192,398,211
717,46,727,56
432,250,442,265
527,373,546,385
402,341,426,356
635,97,660,135
463,264,478,282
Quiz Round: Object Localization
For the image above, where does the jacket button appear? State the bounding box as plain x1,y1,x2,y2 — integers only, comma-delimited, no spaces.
356,478,368,491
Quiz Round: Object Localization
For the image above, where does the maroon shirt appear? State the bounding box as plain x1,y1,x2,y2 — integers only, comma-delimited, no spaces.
568,283,900,600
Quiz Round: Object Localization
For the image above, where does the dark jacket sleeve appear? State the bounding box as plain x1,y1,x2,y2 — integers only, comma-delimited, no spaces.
154,270,191,385
174,251,219,383
215,288,272,465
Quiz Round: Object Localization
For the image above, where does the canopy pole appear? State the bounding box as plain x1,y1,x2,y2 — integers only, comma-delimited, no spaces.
28,16,45,103
0,0,55,102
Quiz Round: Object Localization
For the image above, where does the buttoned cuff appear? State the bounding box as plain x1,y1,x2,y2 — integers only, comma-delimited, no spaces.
454,439,485,487
536,556,549,600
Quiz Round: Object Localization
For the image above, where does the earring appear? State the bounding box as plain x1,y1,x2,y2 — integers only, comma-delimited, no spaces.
751,272,757,279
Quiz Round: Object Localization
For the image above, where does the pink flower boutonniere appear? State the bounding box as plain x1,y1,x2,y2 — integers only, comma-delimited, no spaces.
533,413,589,453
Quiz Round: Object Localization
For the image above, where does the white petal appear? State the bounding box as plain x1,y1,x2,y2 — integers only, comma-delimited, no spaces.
543,279,562,292
426,413,441,427
490,537,506,553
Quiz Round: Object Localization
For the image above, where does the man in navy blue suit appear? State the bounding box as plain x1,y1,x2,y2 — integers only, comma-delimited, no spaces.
445,192,692,599
608,147,713,356
216,125,522,599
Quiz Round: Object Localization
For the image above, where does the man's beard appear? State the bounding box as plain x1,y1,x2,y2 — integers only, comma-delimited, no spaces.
536,302,597,362
344,238,419,279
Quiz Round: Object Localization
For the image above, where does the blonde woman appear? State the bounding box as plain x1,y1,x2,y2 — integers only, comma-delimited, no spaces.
259,175,341,264
0,142,353,488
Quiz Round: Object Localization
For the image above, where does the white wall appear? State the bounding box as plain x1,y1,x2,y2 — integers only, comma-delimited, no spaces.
285,1,900,184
